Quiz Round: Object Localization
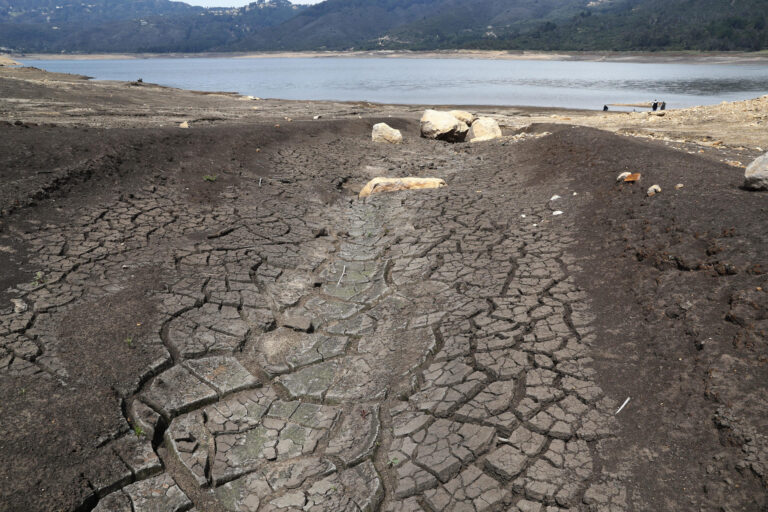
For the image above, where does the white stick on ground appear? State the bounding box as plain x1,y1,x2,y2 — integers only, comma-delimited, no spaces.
336,265,346,287
259,178,262,187
615,397,631,415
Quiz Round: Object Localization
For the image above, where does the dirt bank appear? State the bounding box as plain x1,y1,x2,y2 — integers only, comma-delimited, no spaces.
0,68,765,512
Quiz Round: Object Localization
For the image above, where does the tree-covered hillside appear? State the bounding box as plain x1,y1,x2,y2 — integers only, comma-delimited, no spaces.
1,0,766,53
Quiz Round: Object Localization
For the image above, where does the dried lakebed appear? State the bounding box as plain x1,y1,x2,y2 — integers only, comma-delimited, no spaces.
0,93,766,511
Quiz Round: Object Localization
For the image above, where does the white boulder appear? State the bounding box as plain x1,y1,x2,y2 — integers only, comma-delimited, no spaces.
420,110,469,142
371,123,403,144
468,117,502,142
744,152,768,190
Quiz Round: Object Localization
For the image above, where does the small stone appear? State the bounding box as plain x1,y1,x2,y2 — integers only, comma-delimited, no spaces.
675,183,684,190
10,298,27,313
744,152,768,190
372,123,403,144
179,121,189,128
616,172,630,182
647,184,661,197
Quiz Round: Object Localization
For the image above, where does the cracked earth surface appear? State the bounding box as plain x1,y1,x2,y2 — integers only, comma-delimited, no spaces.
2,69,767,512
1,117,629,512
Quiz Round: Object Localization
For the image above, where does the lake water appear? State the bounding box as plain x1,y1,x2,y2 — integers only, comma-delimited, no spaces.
22,56,768,110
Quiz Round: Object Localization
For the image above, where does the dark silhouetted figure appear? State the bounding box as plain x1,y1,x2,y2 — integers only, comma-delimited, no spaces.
603,105,609,111
652,101,658,111
660,101,666,110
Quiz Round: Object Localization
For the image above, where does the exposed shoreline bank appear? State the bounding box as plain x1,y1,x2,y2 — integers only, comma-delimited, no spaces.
13,49,768,65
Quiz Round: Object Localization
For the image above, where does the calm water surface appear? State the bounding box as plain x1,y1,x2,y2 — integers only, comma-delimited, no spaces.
23,57,768,109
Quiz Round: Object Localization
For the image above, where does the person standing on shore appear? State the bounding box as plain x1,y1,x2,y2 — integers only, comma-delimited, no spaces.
652,100,658,111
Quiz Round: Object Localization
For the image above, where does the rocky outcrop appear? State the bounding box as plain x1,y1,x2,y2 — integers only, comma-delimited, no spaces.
420,110,469,142
744,152,768,191
468,117,502,142
372,123,403,144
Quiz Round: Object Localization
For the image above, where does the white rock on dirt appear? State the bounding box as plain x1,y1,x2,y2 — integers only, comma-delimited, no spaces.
371,123,403,144
359,177,446,198
647,184,661,197
744,152,768,191
420,110,469,142
616,172,631,182
468,117,502,142
10,298,28,314
449,110,475,125
179,121,189,129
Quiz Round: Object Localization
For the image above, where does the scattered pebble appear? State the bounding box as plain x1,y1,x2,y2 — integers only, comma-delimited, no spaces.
178,121,189,129
647,184,661,197
616,172,631,182
10,298,27,314
550,194,561,201
552,210,563,216
520,214,526,218
313,115,322,120
675,183,684,190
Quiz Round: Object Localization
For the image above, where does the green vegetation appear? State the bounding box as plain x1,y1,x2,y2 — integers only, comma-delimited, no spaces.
31,271,45,287
203,174,218,182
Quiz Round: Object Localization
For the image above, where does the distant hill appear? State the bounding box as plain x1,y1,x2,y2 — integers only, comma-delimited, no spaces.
0,0,305,52
233,0,594,50
1,0,766,53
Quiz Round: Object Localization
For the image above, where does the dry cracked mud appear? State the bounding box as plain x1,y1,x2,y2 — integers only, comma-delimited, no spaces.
0,68,766,512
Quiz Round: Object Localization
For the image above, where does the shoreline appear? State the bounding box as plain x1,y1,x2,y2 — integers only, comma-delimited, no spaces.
12,49,768,65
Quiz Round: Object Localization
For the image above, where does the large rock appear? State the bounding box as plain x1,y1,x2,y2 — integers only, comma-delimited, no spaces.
744,152,768,190
372,123,403,144
359,177,446,198
449,110,475,126
468,117,502,142
420,110,469,142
